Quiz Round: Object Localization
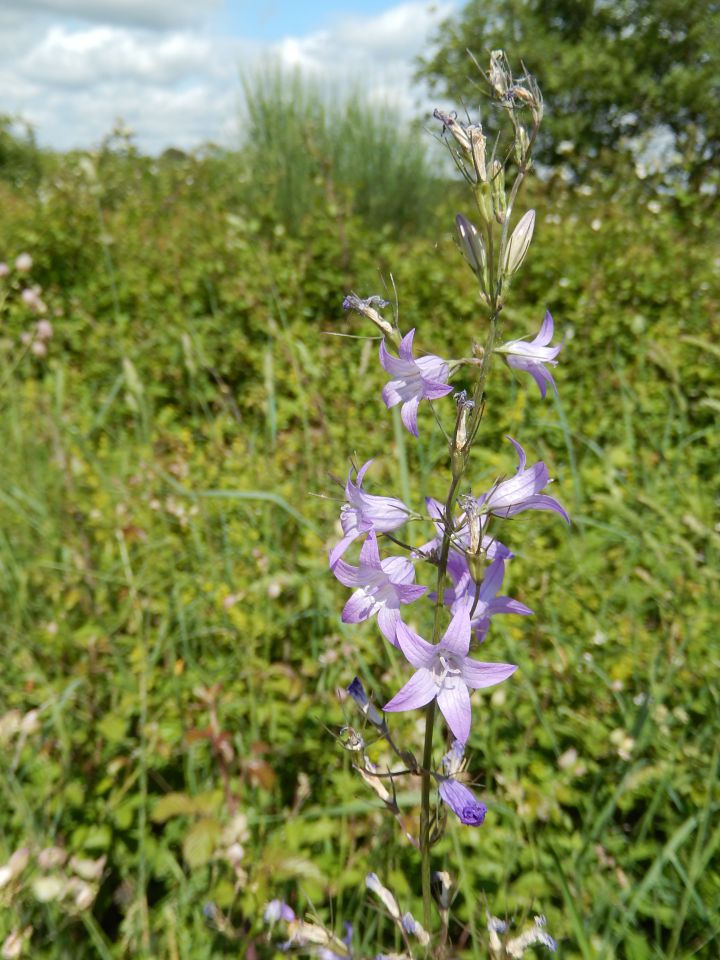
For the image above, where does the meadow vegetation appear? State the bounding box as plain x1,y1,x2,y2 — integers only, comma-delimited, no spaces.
0,67,718,959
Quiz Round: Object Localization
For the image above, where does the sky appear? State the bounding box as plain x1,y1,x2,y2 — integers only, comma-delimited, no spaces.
1,0,457,154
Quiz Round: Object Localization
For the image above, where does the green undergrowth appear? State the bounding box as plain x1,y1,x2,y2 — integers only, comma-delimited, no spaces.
0,140,717,959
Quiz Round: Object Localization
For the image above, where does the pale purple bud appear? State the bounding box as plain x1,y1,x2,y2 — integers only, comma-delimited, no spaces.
503,210,535,279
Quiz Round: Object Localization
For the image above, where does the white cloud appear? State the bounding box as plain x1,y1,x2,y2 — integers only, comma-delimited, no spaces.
1,0,220,29
2,0,456,153
24,26,218,87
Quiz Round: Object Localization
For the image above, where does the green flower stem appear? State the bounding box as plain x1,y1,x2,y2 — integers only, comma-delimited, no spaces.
419,304,500,935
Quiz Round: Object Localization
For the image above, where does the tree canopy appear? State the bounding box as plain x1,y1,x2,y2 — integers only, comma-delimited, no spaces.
417,0,720,186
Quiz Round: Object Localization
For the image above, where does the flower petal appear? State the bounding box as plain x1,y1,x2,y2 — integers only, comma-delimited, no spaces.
503,494,570,524
395,621,435,668
461,659,517,690
478,558,505,600
342,590,378,623
358,531,382,567
331,558,366,588
328,530,361,569
400,395,420,436
384,668,436,712
377,604,401,644
380,337,414,378
398,328,416,362
440,606,471,658
437,682,471,743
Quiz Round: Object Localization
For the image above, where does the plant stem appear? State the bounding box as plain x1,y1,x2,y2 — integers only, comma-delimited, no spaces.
418,306,500,935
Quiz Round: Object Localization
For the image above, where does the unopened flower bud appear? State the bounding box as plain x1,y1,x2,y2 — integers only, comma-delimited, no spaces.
468,124,487,182
490,161,506,224
453,391,473,451
455,215,489,295
452,391,475,478
347,677,385,728
514,124,531,166
502,209,535,281
14,253,32,273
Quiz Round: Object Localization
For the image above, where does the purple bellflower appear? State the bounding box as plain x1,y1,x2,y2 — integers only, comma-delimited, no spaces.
379,329,453,437
478,437,570,523
418,497,513,566
332,532,426,645
438,778,487,826
445,556,533,641
329,460,410,568
383,607,516,743
436,740,487,825
496,310,563,398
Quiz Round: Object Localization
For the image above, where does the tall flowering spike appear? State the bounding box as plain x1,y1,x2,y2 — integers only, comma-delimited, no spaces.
496,311,563,398
329,460,410,568
379,329,453,437
479,437,570,523
383,608,516,743
331,532,426,645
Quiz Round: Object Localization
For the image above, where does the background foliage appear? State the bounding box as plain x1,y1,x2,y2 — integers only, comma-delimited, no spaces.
418,0,720,188
0,60,718,960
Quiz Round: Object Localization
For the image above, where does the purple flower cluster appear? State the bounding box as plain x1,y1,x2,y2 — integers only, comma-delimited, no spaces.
332,302,569,828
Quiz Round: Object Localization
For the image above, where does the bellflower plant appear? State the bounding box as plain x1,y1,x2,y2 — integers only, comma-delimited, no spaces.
328,460,410,568
271,50,564,958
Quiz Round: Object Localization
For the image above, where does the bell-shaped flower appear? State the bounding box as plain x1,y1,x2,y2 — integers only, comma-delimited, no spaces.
379,329,453,437
329,460,410,568
496,311,563,398
445,557,533,642
383,607,516,743
478,438,569,523
438,777,487,826
331,532,426,645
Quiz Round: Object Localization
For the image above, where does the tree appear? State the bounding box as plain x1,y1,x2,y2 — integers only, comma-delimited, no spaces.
417,0,720,187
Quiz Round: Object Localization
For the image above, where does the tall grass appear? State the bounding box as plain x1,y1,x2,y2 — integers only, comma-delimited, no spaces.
240,63,442,234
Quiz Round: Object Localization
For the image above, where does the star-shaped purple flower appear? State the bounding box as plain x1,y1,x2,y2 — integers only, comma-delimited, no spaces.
379,329,453,437
497,310,563,398
329,460,410,568
445,556,533,641
478,437,570,523
383,608,516,743
331,532,426,645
